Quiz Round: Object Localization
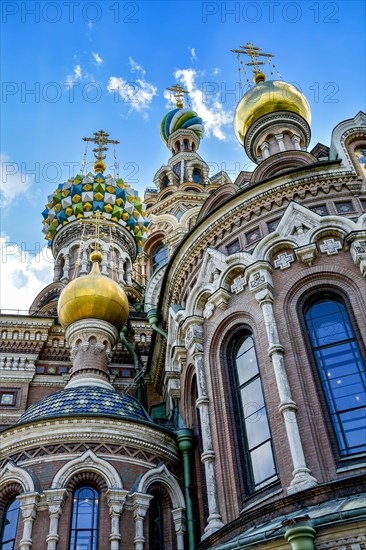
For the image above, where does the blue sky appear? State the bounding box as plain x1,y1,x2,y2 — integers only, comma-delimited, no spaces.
1,0,365,309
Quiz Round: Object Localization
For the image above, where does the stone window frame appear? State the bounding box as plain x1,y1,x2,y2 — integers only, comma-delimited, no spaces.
334,200,356,215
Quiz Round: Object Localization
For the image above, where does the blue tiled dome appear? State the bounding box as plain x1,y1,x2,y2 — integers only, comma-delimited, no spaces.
17,386,151,425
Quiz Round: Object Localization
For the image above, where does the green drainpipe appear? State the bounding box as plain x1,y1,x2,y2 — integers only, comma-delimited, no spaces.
176,428,195,550
120,326,143,403
284,523,316,550
147,308,168,339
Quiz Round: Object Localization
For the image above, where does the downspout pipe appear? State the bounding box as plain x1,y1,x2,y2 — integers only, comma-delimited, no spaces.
147,308,168,340
120,325,143,403
176,428,195,550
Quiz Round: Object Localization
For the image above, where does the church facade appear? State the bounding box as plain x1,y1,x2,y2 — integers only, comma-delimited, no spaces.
1,46,365,550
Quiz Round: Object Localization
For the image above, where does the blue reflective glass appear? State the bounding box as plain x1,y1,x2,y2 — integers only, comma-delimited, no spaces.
69,487,98,550
152,244,168,273
305,298,366,455
0,498,20,550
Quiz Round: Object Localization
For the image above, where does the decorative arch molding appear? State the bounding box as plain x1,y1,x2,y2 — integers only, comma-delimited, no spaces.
330,111,366,172
179,207,201,230
136,464,185,510
251,151,317,182
29,281,65,314
144,265,166,312
50,449,123,490
0,461,36,493
197,184,238,222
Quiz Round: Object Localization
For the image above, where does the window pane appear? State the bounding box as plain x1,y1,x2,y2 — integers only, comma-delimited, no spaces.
305,298,366,456
236,339,258,386
339,409,366,452
0,498,20,548
70,488,98,550
245,406,271,450
250,441,277,486
240,378,265,416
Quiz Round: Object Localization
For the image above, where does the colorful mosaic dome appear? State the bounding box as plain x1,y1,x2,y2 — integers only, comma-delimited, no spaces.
42,171,149,250
17,386,151,425
161,108,204,144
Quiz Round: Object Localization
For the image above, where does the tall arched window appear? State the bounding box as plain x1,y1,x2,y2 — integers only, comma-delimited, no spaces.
149,496,164,550
69,487,99,550
230,331,277,492
0,497,20,550
152,243,168,273
304,297,366,456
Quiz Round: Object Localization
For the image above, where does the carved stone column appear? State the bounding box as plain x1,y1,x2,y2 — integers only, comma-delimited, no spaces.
44,489,68,550
17,492,40,550
61,253,70,282
247,263,317,494
184,318,224,538
172,508,186,550
131,493,153,550
106,489,129,550
80,249,89,274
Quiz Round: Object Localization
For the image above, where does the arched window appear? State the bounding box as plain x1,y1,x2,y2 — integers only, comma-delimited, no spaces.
193,168,201,183
0,497,20,550
162,175,170,188
183,139,189,151
149,496,164,550
152,243,168,273
69,487,99,550
304,297,366,456
175,141,181,152
230,331,277,492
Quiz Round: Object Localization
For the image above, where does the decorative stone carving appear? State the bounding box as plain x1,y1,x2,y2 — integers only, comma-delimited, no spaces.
274,252,295,270
295,243,318,266
203,302,215,319
231,275,246,294
320,238,342,255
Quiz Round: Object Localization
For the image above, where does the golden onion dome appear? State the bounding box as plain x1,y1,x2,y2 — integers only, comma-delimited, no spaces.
58,251,129,330
234,76,311,146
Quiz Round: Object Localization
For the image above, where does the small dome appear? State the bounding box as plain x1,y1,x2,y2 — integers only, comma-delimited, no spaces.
16,386,151,425
42,171,149,250
161,108,204,144
234,80,311,146
57,253,129,330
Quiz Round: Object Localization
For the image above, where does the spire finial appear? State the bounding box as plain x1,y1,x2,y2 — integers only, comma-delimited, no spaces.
82,130,120,173
231,42,274,84
166,84,190,108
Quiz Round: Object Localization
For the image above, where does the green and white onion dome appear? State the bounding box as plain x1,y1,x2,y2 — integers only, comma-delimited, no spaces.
160,108,204,144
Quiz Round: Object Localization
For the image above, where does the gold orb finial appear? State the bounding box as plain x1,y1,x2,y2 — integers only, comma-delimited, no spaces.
253,71,266,84
94,159,106,173
90,250,103,264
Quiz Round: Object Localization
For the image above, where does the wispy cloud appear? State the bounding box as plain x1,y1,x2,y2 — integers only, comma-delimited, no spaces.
107,59,157,113
189,47,197,62
107,77,157,112
0,153,32,208
92,52,103,66
174,68,232,140
0,235,54,310
65,64,84,88
129,57,146,75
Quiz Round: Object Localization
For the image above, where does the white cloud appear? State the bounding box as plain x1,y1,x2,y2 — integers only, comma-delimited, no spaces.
0,236,54,311
0,153,32,208
65,64,84,87
212,67,221,76
92,52,103,65
174,68,232,140
189,47,197,62
129,57,146,75
107,76,157,112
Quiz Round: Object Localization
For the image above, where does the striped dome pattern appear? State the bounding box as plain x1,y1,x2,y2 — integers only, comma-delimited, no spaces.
161,108,204,144
42,171,149,250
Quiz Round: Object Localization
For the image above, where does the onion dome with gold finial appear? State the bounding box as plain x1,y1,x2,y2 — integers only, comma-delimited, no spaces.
232,43,311,147
42,130,149,250
57,250,129,331
161,84,204,145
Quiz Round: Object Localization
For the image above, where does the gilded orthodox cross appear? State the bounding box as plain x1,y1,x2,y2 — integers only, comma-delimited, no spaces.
166,84,190,108
82,130,120,161
231,42,273,75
